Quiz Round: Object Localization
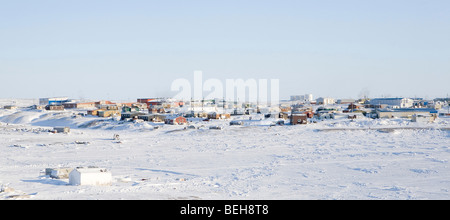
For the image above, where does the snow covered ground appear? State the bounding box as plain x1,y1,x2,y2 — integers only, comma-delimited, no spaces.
1,100,449,200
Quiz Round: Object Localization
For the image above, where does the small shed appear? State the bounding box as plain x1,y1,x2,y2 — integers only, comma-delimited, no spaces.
31,105,46,110
207,112,220,120
54,127,70,133
4,105,17,110
230,120,244,126
291,113,308,125
69,167,112,186
411,114,436,123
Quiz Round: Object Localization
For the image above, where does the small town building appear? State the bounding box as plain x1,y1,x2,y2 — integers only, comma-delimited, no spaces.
290,94,314,103
291,113,308,125
45,105,64,111
165,116,187,125
153,114,168,122
87,109,104,116
370,98,414,108
39,97,69,106
3,105,17,110
54,127,70,133
31,105,46,110
411,114,437,123
62,103,78,109
207,112,231,119
316,97,335,105
334,112,365,120
63,102,96,109
279,112,289,120
149,106,166,114
220,113,231,119
207,112,220,119
45,167,74,179
138,114,161,122
337,99,356,104
344,103,362,112
69,167,112,186
121,112,146,120
122,105,143,112
377,108,438,119
230,120,244,126
138,98,163,107
97,110,121,117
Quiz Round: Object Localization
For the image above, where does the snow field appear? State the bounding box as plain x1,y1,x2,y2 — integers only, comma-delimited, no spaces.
0,107,449,199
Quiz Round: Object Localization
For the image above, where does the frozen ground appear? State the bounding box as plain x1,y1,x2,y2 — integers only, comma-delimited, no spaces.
1,101,449,200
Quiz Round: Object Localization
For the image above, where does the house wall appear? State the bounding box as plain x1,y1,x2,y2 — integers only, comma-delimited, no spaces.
412,114,436,123
98,110,120,117
370,98,413,108
316,97,335,105
46,105,64,111
69,168,112,186
378,111,430,119
54,127,70,133
166,116,187,125
175,117,187,124
76,102,96,109
291,114,307,125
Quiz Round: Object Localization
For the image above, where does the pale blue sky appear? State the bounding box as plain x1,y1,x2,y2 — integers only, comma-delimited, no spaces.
1,0,449,100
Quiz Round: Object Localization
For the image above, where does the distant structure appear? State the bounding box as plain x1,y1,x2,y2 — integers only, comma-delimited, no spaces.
39,97,69,106
376,108,438,119
69,167,112,186
290,94,313,103
337,99,355,104
369,98,413,108
316,97,335,105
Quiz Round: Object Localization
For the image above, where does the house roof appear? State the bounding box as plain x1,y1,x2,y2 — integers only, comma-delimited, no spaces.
377,108,438,113
73,167,109,173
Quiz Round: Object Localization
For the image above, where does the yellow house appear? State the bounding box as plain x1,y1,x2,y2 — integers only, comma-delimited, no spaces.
98,110,121,117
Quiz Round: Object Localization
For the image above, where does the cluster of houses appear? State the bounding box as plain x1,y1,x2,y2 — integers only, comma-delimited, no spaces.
286,96,448,124
2,96,449,126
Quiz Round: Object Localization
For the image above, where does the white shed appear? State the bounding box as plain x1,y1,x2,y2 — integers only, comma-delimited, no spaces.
411,114,436,123
45,167,74,179
69,167,112,186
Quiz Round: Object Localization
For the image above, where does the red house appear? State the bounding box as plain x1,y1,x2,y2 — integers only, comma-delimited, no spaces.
164,116,187,125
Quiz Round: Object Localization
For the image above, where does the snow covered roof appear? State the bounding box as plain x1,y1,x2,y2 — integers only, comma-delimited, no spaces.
377,108,438,113
73,167,108,173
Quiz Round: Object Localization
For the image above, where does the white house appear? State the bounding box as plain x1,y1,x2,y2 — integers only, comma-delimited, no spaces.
69,167,112,186
369,98,413,108
316,97,335,105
